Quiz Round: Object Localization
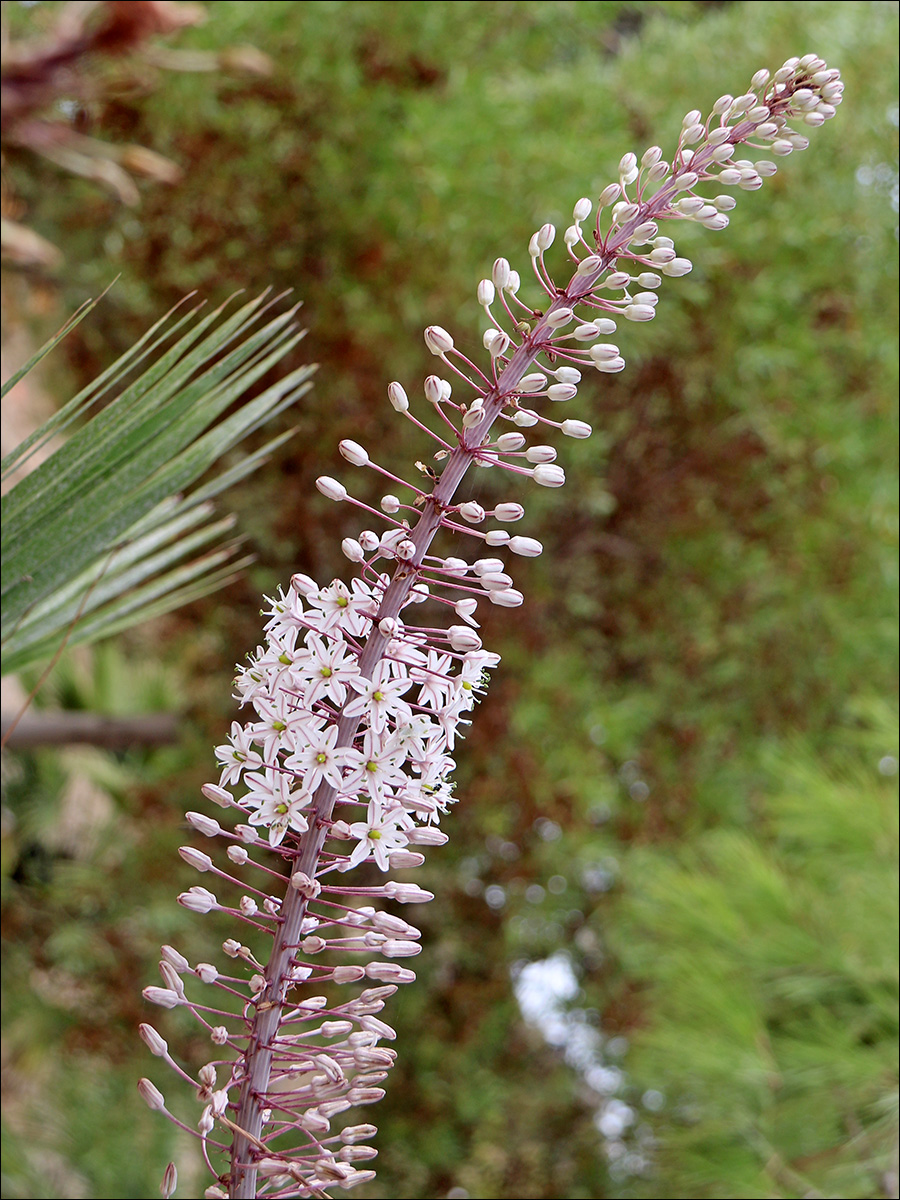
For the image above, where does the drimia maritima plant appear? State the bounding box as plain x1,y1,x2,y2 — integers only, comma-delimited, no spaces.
139,55,843,1199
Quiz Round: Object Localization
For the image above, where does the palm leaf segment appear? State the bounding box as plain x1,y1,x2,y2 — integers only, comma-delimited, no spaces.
1,291,314,674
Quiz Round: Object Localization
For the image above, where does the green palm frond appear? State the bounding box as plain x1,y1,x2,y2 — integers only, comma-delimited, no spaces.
1,290,315,675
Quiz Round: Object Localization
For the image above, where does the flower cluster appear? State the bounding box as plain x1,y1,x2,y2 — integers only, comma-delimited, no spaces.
140,55,842,1199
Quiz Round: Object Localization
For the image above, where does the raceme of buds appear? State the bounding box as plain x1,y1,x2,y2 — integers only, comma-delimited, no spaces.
142,57,841,1199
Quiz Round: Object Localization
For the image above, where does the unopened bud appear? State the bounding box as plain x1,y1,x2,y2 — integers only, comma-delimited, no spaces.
138,1078,167,1111
186,812,221,838
140,1024,169,1057
342,537,365,562
387,381,409,412
178,886,218,913
179,847,213,872
424,325,454,355
316,476,347,502
561,419,592,439
201,783,232,807
491,257,510,289
339,439,369,466
508,536,543,557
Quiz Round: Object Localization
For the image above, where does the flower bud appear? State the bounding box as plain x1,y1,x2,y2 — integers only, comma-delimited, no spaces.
477,278,495,306
424,325,454,355
387,381,409,412
140,1024,169,1057
576,254,603,276
573,197,592,221
196,963,219,984
483,329,510,357
455,597,480,623
342,537,365,562
624,304,657,322
642,144,663,167
291,871,322,898
138,1078,166,1111
599,182,621,206
178,886,218,913
489,588,525,607
496,431,526,452
339,439,369,467
532,464,566,488
561,419,592,439
461,401,485,429
553,366,582,384
730,92,756,114
159,961,185,996
525,445,557,464
388,850,426,869
618,152,639,183
143,986,181,1009
484,530,510,547
448,626,482,652
161,1162,178,1200
493,502,525,522
513,409,538,427
594,356,626,373
547,384,577,402
161,945,189,972
662,257,693,277
424,375,445,404
473,557,505,575
382,882,435,903
316,476,347,502
545,306,574,328
406,826,450,847
186,811,221,838
508,536,543,557
382,938,423,957
201,783,232,807
518,373,547,393
491,257,510,289
179,847,213,872
479,572,513,590
459,501,486,524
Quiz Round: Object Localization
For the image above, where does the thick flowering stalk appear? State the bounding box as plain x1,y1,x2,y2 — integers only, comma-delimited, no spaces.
140,57,842,1199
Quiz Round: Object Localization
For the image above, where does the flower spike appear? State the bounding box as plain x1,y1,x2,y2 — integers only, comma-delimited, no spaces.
143,56,843,1198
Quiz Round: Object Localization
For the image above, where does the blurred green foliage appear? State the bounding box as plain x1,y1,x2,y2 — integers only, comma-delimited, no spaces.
1,1,897,1198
